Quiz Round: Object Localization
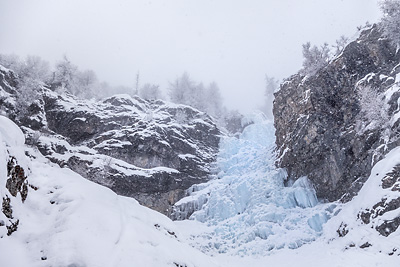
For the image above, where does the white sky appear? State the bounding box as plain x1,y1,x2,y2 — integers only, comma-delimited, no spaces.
0,0,381,112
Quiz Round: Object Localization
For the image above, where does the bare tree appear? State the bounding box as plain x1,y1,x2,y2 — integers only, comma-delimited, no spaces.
301,42,330,75
262,75,279,119
134,71,140,96
139,83,163,100
205,82,223,118
53,55,79,93
380,0,400,46
356,85,389,133
168,72,194,105
333,35,349,56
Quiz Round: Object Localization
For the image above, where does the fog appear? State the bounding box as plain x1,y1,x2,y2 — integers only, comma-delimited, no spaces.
0,0,381,112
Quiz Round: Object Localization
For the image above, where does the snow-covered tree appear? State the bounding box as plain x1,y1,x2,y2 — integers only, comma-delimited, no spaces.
204,82,223,118
139,83,163,100
168,72,194,105
0,54,19,70
333,35,349,56
53,55,79,94
356,85,389,133
221,109,243,134
302,42,330,75
53,56,100,99
261,75,279,119
0,54,51,115
76,70,98,99
0,54,50,82
190,82,207,111
380,0,400,46
168,73,226,117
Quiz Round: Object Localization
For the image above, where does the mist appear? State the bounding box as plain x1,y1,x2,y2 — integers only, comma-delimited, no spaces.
0,0,381,112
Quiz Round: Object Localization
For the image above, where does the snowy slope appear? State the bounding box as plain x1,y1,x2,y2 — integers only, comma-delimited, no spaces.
0,116,221,267
0,64,221,216
323,146,400,254
1,115,399,266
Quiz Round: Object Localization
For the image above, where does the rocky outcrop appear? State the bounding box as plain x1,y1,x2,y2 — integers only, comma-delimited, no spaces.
326,147,400,254
358,164,400,237
1,157,30,236
273,25,400,201
0,67,221,216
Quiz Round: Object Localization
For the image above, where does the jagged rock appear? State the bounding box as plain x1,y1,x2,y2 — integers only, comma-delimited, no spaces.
2,196,19,236
359,242,372,249
357,164,400,237
1,196,13,219
376,217,400,237
382,164,400,190
6,158,29,202
40,93,220,215
6,219,19,236
0,66,221,216
273,24,400,201
337,222,348,237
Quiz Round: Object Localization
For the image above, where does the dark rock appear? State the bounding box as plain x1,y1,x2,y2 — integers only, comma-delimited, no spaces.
6,219,19,236
0,67,222,216
355,164,400,238
6,158,29,202
382,164,400,189
360,242,372,249
359,197,400,224
388,248,398,256
376,217,400,237
337,222,349,237
2,196,13,219
273,24,400,201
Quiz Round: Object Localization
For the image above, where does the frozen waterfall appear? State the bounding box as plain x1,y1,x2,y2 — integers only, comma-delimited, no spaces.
173,113,337,256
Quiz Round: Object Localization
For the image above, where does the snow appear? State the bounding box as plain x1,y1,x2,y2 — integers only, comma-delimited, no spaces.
0,116,220,267
0,115,399,266
322,146,400,254
0,116,25,147
173,113,337,256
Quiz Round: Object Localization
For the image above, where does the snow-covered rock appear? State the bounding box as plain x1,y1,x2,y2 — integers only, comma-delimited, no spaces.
324,146,400,255
1,115,399,267
0,116,223,267
0,67,221,216
274,24,400,202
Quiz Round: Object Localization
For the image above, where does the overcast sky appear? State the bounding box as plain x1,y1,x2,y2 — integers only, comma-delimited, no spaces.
0,0,381,112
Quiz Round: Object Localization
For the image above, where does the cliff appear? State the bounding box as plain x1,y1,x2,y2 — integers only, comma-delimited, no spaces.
0,66,221,216
273,24,400,201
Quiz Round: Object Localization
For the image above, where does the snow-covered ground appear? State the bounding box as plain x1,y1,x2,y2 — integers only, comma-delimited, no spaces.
173,113,337,255
0,115,399,266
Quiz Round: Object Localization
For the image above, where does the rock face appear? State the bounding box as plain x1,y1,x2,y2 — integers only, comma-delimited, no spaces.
359,164,400,237
273,25,400,201
327,147,400,253
0,66,221,216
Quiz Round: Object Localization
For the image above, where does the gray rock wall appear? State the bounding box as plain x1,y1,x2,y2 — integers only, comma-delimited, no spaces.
273,25,400,201
0,68,221,217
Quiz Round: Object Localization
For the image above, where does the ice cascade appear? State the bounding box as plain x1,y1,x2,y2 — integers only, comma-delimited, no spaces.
174,113,337,256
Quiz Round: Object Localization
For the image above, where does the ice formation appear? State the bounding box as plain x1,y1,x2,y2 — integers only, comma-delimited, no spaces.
174,112,337,256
